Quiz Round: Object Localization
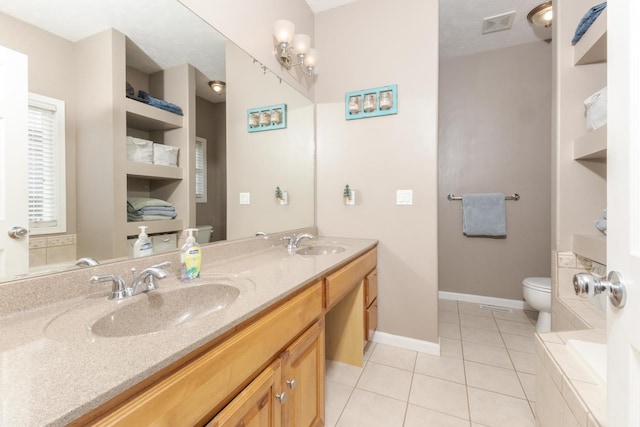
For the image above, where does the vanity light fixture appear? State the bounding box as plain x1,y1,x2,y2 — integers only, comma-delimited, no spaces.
527,1,553,28
208,80,226,95
273,19,319,77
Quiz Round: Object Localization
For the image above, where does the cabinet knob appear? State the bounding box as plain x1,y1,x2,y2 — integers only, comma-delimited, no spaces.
286,378,297,389
276,392,286,404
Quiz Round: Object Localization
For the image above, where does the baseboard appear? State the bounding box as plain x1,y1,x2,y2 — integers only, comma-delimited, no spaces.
370,331,440,356
439,291,533,310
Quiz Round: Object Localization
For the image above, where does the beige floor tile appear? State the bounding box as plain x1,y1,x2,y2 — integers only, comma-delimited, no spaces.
356,362,413,401
461,326,505,348
414,352,466,384
496,319,536,336
517,371,536,402
409,373,469,420
369,343,417,371
509,349,537,374
502,332,536,354
458,302,494,318
464,361,525,399
462,341,513,369
460,314,499,331
441,337,464,359
440,310,460,325
492,309,532,324
326,359,366,387
404,404,471,427
468,387,535,427
364,341,376,361
439,299,459,313
336,388,407,427
325,380,354,427
440,322,462,340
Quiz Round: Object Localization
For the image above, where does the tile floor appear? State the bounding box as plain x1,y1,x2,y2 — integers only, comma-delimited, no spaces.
325,299,539,427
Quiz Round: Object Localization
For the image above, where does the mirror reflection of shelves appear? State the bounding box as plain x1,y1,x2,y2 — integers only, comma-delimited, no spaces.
125,220,184,236
573,8,607,66
125,98,183,130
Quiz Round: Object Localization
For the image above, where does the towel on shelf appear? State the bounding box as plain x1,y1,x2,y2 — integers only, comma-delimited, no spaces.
462,193,507,237
571,2,607,45
127,197,176,221
137,90,183,116
594,208,607,235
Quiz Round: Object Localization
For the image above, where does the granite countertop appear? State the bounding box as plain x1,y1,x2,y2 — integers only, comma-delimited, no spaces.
0,235,377,426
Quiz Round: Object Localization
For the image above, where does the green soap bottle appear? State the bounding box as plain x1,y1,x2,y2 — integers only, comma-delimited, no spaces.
180,228,201,281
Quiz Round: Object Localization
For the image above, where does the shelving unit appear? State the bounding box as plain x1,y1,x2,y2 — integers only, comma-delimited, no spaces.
574,8,607,66
573,233,606,264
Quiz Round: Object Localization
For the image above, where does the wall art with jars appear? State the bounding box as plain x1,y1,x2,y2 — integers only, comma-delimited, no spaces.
247,103,287,132
345,84,397,120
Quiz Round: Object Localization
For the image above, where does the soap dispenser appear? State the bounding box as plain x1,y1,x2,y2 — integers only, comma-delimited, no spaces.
133,226,153,258
180,228,202,281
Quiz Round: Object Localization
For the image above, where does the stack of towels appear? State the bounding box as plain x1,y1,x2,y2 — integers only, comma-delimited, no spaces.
594,209,607,235
571,2,607,45
126,82,183,116
127,197,176,222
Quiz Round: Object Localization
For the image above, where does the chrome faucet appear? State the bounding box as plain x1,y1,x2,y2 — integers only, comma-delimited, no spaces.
91,261,170,300
282,233,314,252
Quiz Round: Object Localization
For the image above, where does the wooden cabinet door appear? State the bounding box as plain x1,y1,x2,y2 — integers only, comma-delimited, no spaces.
206,360,283,427
280,320,325,427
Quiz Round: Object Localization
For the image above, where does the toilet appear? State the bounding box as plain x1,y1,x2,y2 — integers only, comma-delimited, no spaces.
195,225,213,244
522,277,552,333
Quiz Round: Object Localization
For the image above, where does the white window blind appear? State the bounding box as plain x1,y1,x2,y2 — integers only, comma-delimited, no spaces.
195,136,207,203
28,93,66,234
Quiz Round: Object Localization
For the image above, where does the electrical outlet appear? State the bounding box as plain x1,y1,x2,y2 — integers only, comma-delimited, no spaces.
239,192,250,205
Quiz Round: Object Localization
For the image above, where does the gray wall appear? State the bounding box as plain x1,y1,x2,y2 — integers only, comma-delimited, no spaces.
438,41,552,300
196,97,226,242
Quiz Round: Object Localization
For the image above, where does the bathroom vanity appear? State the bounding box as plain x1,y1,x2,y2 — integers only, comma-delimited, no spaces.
0,231,377,426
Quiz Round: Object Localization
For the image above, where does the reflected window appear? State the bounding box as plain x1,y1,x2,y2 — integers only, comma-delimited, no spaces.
27,93,66,234
195,136,207,203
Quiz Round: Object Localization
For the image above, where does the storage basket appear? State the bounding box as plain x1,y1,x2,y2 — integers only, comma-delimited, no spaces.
126,136,154,164
153,143,179,167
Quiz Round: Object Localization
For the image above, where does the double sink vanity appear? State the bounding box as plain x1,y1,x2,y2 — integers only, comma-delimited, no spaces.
0,229,378,426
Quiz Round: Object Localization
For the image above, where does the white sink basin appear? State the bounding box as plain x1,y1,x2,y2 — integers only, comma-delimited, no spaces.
296,243,347,256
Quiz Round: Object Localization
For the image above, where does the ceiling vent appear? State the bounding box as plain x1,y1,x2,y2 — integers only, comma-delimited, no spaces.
481,11,516,34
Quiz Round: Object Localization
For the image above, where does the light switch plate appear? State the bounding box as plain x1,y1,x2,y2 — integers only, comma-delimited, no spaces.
280,191,289,205
345,190,356,206
396,189,413,205
239,192,250,205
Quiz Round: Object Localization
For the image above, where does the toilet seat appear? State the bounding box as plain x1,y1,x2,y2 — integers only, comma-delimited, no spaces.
523,277,551,293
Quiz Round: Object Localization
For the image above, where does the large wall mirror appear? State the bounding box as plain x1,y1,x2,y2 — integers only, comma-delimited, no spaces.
0,0,315,283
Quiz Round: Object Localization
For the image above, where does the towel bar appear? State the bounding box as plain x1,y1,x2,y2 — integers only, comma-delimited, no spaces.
447,193,520,201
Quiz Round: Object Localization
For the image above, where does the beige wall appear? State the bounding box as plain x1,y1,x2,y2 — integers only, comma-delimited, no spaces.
178,0,315,101
0,12,77,235
315,0,439,343
438,42,552,300
196,97,227,241
225,42,315,239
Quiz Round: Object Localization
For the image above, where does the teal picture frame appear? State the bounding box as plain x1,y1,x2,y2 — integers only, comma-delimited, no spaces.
247,103,287,132
345,84,397,120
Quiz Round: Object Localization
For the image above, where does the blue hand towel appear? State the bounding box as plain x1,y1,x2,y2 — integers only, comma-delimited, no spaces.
462,193,507,237
572,2,607,45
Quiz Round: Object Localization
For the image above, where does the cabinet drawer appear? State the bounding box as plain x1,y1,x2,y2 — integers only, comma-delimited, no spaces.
365,298,378,342
364,268,378,307
325,248,377,310
88,282,323,426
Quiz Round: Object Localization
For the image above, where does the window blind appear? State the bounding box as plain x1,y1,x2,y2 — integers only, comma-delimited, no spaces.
195,137,207,202
28,99,58,228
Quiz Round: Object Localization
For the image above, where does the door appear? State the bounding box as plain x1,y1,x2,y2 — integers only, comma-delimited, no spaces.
607,1,640,425
0,45,28,278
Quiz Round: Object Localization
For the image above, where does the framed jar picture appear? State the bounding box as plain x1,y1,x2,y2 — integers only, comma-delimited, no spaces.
247,103,287,132
345,84,397,120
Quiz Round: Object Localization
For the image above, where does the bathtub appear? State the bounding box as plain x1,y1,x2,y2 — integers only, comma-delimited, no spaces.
567,339,607,384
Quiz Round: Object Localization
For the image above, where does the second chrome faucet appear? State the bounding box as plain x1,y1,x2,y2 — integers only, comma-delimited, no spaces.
91,261,170,300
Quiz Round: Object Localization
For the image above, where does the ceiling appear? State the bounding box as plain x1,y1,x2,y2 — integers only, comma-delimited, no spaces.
304,0,552,59
0,0,228,103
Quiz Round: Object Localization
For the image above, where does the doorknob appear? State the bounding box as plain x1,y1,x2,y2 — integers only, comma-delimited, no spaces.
7,226,28,240
573,271,627,308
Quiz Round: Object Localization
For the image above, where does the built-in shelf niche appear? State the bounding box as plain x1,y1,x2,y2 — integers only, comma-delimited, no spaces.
573,125,607,160
574,8,607,66
573,232,606,264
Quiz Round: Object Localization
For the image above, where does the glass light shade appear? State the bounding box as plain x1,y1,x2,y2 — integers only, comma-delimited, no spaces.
274,20,295,43
527,2,553,28
304,48,319,67
292,34,311,55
